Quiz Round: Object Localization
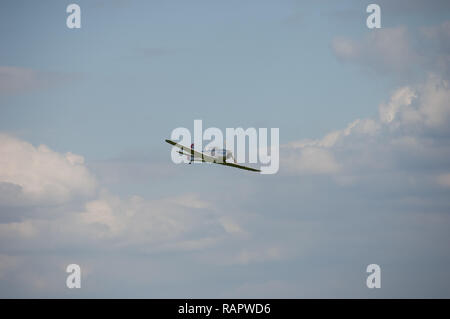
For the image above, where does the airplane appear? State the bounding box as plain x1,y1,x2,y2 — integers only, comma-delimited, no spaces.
165,139,261,172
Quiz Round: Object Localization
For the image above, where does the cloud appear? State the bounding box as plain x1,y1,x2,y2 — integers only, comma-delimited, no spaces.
379,86,417,124
0,134,97,206
228,246,284,265
0,134,250,258
376,0,450,14
0,134,242,256
325,0,450,24
0,66,76,95
0,254,21,279
0,189,231,254
332,26,419,74
0,220,36,240
75,191,223,250
1,105,450,297
219,216,246,235
420,20,450,52
0,134,304,297
379,74,450,131
282,146,340,175
416,74,450,128
282,74,450,188
332,21,450,80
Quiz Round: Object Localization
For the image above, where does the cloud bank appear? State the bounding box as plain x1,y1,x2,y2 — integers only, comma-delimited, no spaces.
0,134,97,206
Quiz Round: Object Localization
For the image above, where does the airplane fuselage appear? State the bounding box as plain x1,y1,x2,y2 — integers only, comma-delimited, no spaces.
179,147,234,163
166,139,260,172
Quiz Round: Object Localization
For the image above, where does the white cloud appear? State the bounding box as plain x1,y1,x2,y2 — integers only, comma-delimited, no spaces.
0,188,234,255
281,117,381,176
219,216,245,235
379,86,417,124
332,21,450,80
283,147,340,175
332,36,358,59
0,134,251,259
76,191,217,245
378,75,450,130
0,134,97,205
417,75,450,128
282,74,450,183
332,27,418,73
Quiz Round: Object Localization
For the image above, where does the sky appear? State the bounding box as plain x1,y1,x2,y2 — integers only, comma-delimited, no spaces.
1,0,450,298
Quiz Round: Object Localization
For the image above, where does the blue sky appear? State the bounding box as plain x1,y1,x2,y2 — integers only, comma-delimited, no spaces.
1,0,450,298
0,0,397,159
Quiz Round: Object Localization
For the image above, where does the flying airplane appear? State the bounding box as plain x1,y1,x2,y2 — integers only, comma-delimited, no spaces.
165,139,261,172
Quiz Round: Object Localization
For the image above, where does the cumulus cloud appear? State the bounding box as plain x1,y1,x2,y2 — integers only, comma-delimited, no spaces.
379,86,417,124
378,74,450,132
0,134,97,206
75,191,224,251
282,146,340,175
282,74,450,189
0,136,248,260
0,134,249,259
416,75,450,128
0,190,233,255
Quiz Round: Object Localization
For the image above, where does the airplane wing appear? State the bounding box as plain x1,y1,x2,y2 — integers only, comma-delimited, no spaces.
165,139,260,172
165,139,216,163
218,162,261,172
